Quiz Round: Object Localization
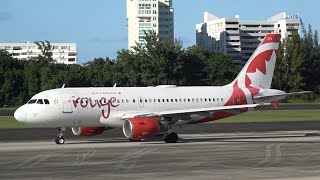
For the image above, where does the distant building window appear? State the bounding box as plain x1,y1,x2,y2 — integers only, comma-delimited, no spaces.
53,46,59,50
68,52,76,56
13,46,22,50
68,58,76,62
61,46,68,50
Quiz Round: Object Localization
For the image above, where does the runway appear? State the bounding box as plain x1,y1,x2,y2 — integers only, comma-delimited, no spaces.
1,131,320,180
1,121,320,142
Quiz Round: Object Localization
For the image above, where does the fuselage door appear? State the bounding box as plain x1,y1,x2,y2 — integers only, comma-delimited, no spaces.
61,91,73,113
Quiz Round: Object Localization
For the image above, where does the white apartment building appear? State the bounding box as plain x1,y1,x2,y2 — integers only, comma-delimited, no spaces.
127,0,174,50
0,42,77,64
196,12,299,66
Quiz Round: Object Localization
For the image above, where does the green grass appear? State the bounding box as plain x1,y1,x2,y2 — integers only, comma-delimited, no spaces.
215,109,320,123
0,107,18,110
0,116,31,129
0,109,320,129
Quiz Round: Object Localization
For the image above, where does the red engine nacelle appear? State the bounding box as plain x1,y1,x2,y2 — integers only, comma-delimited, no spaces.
123,117,160,140
72,127,106,136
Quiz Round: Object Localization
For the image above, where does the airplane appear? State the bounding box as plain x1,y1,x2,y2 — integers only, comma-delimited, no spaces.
14,33,310,144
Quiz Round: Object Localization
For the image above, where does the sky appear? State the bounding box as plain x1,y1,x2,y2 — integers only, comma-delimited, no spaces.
0,0,319,64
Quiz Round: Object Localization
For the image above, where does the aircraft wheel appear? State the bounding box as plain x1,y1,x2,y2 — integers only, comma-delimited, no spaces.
55,136,65,144
55,127,66,145
163,132,178,143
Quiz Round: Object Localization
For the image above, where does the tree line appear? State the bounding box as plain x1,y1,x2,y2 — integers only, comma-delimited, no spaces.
0,25,319,107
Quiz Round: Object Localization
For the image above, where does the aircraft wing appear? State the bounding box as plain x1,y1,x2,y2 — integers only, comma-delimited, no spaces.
121,103,270,119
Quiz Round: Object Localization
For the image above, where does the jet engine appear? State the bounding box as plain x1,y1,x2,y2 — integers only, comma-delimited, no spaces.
72,127,106,136
123,117,160,140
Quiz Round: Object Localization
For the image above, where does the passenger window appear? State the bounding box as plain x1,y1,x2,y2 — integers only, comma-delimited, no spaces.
126,99,129,103
171,99,173,102
44,99,49,104
192,98,194,102
149,99,152,103
145,99,148,103
196,98,199,102
162,99,165,102
188,99,190,102
158,99,161,103
204,98,207,102
28,99,37,104
200,98,203,102
167,99,169,102
221,98,223,101
209,98,211,102
140,99,143,103
36,99,43,104
133,99,136,103
213,98,215,102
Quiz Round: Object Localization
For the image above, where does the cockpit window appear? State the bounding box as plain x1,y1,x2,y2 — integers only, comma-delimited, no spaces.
28,99,37,104
44,99,49,104
36,99,43,104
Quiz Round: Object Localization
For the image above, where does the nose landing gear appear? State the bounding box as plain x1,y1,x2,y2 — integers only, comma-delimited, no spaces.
55,127,66,144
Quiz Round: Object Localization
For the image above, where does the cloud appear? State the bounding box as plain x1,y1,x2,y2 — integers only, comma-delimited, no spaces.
0,12,12,21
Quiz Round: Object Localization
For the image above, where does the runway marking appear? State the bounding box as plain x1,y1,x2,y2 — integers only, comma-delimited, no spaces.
72,148,97,166
16,150,72,169
254,143,283,168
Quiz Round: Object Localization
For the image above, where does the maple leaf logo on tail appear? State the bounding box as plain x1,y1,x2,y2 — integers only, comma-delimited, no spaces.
228,33,281,91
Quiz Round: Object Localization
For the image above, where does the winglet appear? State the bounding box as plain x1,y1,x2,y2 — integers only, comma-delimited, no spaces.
113,83,117,87
61,84,65,88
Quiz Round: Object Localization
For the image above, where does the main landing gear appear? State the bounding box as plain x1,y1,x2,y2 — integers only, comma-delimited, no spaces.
55,127,66,144
163,132,179,143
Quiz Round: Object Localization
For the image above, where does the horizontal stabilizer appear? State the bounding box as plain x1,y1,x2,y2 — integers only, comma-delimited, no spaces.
254,91,313,100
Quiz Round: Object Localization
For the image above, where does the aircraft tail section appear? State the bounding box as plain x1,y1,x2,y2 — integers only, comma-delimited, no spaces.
228,33,281,89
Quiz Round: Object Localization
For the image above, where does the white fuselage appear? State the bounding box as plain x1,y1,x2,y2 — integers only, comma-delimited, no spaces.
15,85,250,128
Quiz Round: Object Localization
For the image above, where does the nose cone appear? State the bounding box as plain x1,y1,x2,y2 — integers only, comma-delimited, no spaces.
14,106,27,123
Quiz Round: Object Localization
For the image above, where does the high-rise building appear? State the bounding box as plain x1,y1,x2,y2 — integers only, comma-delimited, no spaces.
0,42,77,64
196,12,299,66
127,0,174,50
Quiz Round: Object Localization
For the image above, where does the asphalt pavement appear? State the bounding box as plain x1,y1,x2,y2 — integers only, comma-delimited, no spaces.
1,131,320,180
